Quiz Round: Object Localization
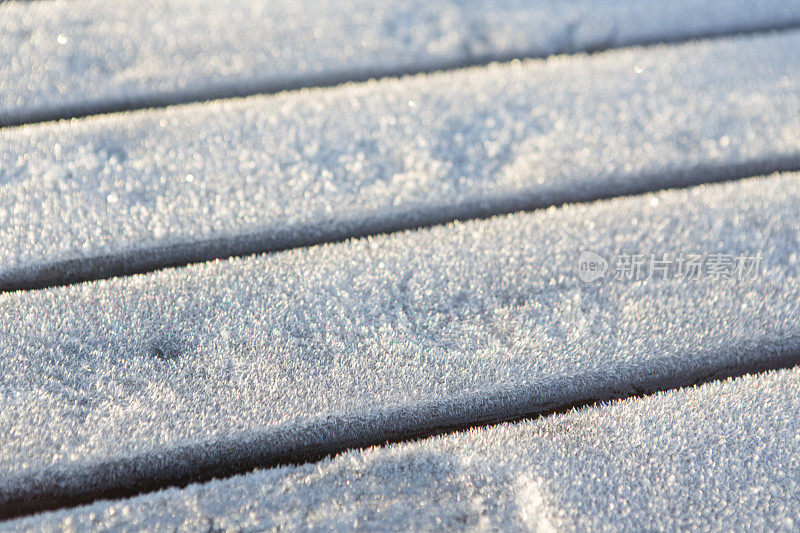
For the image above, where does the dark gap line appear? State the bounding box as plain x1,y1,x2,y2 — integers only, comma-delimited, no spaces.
3,22,800,129
3,336,799,521
2,8,799,525
3,154,800,293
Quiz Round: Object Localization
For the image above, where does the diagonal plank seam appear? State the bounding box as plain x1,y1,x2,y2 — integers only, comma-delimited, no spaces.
4,156,800,293
4,24,800,129
2,335,799,521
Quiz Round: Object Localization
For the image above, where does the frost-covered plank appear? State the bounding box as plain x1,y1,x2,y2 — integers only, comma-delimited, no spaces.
9,366,800,531
2,174,800,513
3,0,800,126
3,31,800,290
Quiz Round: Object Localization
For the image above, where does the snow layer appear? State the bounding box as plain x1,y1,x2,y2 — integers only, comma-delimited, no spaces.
3,31,800,289
3,0,800,126
2,173,800,512
8,366,800,531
